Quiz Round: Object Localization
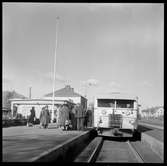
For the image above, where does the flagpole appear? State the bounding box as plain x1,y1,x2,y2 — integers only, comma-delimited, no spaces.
51,16,59,123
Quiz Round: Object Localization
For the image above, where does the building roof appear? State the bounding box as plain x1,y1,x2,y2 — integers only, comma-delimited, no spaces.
9,98,68,101
9,98,75,105
95,92,138,100
44,85,85,98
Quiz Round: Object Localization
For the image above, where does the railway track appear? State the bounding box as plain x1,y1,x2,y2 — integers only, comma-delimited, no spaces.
16,127,161,162
74,135,162,163
96,140,144,163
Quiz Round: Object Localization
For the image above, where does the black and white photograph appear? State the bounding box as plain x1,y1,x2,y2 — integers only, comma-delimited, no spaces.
2,3,164,163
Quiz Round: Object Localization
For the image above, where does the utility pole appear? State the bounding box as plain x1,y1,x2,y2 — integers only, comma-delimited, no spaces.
29,87,32,99
85,84,87,98
51,16,59,123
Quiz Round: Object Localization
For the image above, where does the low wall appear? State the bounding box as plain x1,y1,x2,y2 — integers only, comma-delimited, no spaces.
29,129,97,162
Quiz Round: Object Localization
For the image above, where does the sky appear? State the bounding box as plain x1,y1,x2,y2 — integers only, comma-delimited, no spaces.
3,3,164,109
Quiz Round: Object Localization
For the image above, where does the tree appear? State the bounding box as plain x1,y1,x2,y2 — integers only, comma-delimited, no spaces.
3,90,27,109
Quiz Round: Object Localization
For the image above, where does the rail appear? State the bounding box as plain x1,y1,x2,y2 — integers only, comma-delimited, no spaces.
74,135,162,163
127,141,144,163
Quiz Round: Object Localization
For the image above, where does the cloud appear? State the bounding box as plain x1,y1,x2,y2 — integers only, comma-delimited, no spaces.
109,81,120,88
41,72,66,83
137,81,153,88
3,77,14,90
107,81,126,93
3,77,11,83
108,81,122,91
55,74,66,82
82,78,99,86
87,3,126,13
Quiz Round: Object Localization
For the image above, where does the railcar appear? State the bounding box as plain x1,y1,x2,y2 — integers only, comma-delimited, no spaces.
93,93,140,137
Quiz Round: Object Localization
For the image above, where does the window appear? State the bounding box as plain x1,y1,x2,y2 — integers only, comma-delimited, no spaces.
97,99,115,107
116,100,134,108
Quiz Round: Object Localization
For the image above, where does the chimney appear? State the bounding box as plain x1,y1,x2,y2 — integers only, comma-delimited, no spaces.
65,85,71,89
29,87,32,99
65,85,74,92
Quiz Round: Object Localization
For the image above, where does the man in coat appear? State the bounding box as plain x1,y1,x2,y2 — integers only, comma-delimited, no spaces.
39,105,50,129
84,110,89,128
27,107,36,127
57,105,69,130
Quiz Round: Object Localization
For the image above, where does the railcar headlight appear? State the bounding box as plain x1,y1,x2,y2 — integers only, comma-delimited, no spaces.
129,119,135,124
101,109,107,115
126,111,131,116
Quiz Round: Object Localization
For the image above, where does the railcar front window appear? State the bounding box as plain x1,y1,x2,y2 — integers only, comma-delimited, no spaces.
116,100,134,108
97,99,115,107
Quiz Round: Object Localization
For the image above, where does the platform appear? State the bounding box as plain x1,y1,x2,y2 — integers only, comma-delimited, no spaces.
137,124,163,142
3,124,84,162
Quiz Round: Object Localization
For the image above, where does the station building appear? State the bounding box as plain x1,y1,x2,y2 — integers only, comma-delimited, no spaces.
10,85,87,126
10,98,74,120
43,85,87,110
43,85,87,125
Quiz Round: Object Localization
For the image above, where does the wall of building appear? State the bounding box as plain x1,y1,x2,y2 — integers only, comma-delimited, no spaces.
12,103,61,119
81,96,87,110
44,96,87,111
44,96,81,104
11,99,72,120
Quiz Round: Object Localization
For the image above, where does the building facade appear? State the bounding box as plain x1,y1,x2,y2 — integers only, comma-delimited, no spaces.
44,85,87,125
44,85,87,112
10,98,74,121
9,85,87,128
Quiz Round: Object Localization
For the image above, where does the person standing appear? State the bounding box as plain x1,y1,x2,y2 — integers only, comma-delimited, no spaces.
27,107,36,127
97,117,103,134
39,105,50,129
39,107,45,128
84,110,88,128
45,105,50,125
57,104,70,130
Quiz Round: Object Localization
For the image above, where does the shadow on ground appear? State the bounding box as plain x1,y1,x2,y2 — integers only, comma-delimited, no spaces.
137,125,153,133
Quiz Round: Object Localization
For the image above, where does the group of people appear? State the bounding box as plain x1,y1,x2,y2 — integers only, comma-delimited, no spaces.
27,105,50,129
27,105,91,130
27,105,72,130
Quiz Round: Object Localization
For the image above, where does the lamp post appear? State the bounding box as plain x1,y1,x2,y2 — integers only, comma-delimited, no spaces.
51,16,59,123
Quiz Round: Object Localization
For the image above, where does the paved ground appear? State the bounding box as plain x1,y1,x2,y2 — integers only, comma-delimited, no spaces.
137,124,163,142
3,123,84,162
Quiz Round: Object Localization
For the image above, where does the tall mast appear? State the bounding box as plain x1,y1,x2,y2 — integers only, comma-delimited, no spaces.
51,16,59,123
